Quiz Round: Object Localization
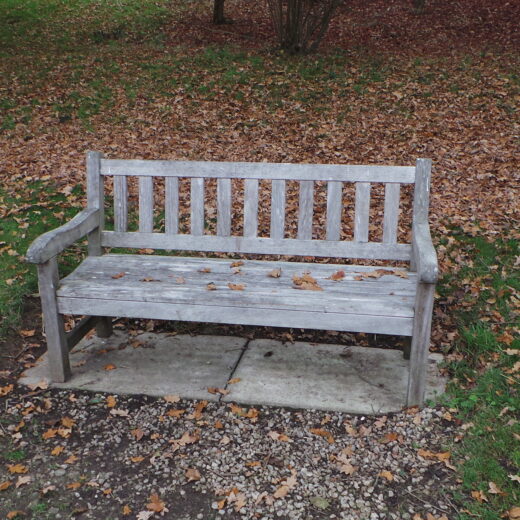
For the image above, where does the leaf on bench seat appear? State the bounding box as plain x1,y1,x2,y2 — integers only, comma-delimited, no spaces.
140,277,160,282
230,261,244,268
206,282,217,291
228,283,245,291
292,272,323,291
111,272,126,279
199,267,212,273
327,270,345,281
353,269,409,281
268,268,282,278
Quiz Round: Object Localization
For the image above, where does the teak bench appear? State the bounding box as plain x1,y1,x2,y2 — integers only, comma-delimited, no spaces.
27,152,438,406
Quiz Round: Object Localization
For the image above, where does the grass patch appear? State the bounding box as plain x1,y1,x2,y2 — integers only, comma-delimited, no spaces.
440,231,519,519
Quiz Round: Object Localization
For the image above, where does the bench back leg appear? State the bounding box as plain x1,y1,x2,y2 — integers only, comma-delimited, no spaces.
406,282,435,407
96,317,113,338
37,259,71,382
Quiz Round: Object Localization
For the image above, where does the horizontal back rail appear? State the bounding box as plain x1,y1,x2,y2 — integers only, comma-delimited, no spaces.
101,159,415,183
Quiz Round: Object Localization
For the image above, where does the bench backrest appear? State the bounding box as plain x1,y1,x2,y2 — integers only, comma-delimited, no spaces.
87,152,431,261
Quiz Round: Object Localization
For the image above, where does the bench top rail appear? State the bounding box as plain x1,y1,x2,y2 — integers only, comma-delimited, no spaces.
88,154,431,261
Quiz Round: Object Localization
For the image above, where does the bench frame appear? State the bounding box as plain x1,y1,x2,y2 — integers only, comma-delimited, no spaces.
27,152,438,407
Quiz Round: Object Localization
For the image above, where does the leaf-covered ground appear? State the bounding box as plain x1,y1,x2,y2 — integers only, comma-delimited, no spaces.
0,0,518,518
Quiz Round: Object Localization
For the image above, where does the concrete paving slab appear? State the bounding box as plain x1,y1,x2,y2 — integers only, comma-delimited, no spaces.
19,332,247,401
223,339,446,414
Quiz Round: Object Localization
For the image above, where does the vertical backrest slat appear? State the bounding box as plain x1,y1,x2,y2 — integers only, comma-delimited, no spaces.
413,158,431,225
354,182,371,242
270,179,285,239
86,151,103,255
326,181,342,241
139,176,154,233
244,178,259,237
382,183,400,244
297,180,314,240
165,177,179,234
114,175,128,232
190,177,205,236
217,178,232,237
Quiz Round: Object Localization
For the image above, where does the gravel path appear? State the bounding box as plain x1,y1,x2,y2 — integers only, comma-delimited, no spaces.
1,388,460,519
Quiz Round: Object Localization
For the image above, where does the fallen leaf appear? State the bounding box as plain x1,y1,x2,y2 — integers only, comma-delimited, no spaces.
164,394,181,403
110,408,129,417
140,277,160,282
379,470,394,482
207,387,229,395
206,282,217,290
65,455,78,464
111,272,126,279
0,481,12,491
309,428,335,443
7,464,28,474
122,505,132,515
130,456,145,463
136,512,154,520
380,432,399,444
51,446,64,456
488,481,506,495
185,468,201,482
292,272,322,291
7,511,24,519
104,364,116,371
166,409,185,418
28,379,48,391
20,329,35,337
147,492,167,513
327,270,345,281
0,384,14,396
199,267,212,273
338,461,358,475
508,506,520,519
508,474,520,483
230,261,244,268
228,377,241,384
106,395,117,408
274,469,297,498
267,431,291,442
214,420,223,428
471,490,488,502
15,476,31,488
228,282,245,290
131,428,145,441
309,496,330,509
41,485,56,495
66,482,81,490
175,276,185,283
268,268,282,278
61,417,75,428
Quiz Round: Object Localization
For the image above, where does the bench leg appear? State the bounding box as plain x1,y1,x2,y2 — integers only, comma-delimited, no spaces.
37,259,71,383
406,282,435,407
96,317,113,338
402,337,412,360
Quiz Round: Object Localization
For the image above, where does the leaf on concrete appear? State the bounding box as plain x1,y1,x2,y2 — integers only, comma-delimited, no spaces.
185,468,201,482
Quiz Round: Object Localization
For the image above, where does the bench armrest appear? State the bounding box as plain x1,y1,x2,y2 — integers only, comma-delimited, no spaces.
26,208,101,264
412,222,438,284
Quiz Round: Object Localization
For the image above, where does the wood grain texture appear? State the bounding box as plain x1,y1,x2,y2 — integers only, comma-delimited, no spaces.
101,159,416,183
354,182,371,242
412,223,438,283
217,178,232,237
26,209,100,264
270,179,285,239
326,181,342,241
190,177,205,236
297,180,314,240
114,175,128,232
383,183,400,244
66,315,102,351
86,151,104,256
101,231,413,260
244,179,259,237
138,176,154,233
37,259,70,382
165,177,179,234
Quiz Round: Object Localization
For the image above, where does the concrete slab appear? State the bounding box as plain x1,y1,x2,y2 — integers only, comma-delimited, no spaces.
222,339,446,414
19,332,247,401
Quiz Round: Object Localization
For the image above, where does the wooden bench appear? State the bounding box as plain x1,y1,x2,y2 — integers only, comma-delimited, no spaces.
26,152,438,406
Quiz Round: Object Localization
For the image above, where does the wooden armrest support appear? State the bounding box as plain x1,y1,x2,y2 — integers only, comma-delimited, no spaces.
26,208,100,264
412,222,438,284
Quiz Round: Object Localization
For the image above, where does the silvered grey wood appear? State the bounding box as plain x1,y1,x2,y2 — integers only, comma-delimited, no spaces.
37,258,70,382
101,231,412,260
413,159,431,224
165,177,179,234
139,176,154,233
244,179,259,237
86,151,104,256
406,281,435,406
326,181,342,241
354,182,371,242
114,175,128,232
412,223,438,283
383,183,400,244
298,180,314,240
190,177,205,236
96,316,113,338
270,179,285,239
101,159,416,183
217,178,232,236
26,208,100,264
66,315,102,350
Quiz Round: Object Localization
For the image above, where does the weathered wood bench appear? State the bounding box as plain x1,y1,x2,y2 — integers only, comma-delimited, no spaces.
27,152,438,406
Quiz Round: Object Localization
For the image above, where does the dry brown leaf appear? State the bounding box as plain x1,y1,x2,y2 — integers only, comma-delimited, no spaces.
199,267,212,273
508,506,520,519
185,468,201,482
146,492,167,513
140,277,160,282
268,268,282,278
379,470,394,482
207,387,230,395
122,505,132,516
327,270,345,281
7,511,24,519
471,490,488,502
0,384,14,396
309,428,335,443
164,394,181,403
104,363,116,371
230,261,244,268
20,329,35,337
130,456,145,463
227,377,241,384
61,417,75,428
106,395,117,408
111,272,126,279
166,409,185,418
292,272,323,291
0,481,12,491
66,482,81,490
214,419,223,429
7,464,28,474
131,428,145,441
51,446,64,456
228,282,245,291
206,282,217,291
110,408,129,417
488,481,506,495
14,475,31,489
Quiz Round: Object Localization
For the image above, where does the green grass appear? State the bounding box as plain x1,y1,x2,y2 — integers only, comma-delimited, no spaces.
0,184,84,340
440,231,519,519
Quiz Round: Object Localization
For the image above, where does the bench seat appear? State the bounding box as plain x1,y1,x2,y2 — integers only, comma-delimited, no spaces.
57,254,417,336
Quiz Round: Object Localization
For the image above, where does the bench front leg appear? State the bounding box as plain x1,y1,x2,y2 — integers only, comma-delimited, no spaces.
96,317,113,338
37,258,70,382
406,281,435,407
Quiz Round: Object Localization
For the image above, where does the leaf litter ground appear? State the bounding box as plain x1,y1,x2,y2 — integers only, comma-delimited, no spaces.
0,0,519,518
